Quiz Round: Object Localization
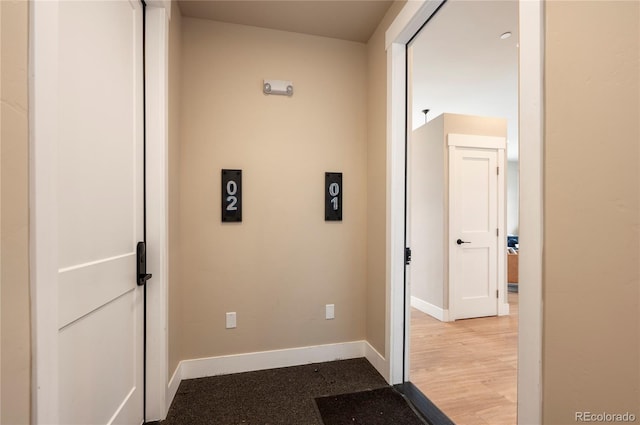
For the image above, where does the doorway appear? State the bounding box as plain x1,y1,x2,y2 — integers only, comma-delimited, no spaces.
404,2,518,421
386,1,543,424
405,1,518,424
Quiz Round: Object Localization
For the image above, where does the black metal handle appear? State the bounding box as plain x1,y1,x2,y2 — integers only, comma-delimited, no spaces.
456,239,471,245
137,241,153,286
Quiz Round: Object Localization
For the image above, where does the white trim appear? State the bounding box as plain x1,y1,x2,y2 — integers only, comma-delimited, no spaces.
517,1,544,423
386,42,408,386
385,0,444,49
29,2,60,422
144,5,170,422
410,296,450,322
146,0,172,19
499,302,511,316
447,133,507,150
447,145,456,321
386,0,544,422
179,341,365,380
364,342,388,381
167,364,182,413
497,144,507,316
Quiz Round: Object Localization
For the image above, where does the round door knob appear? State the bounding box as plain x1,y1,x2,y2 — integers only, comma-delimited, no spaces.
456,239,470,245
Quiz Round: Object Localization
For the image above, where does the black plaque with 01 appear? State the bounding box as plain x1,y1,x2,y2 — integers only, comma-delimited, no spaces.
222,169,242,222
325,172,342,221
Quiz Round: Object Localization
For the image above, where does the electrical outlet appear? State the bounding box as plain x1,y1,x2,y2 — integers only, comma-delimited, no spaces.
226,312,236,329
326,304,335,320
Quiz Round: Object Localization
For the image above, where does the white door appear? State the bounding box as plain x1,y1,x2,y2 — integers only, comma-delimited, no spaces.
450,147,499,320
57,1,144,423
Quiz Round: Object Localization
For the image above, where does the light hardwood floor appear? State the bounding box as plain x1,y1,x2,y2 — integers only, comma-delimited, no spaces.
410,292,518,425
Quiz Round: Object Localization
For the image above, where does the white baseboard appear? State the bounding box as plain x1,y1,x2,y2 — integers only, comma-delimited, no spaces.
167,363,182,411
179,341,365,380
499,302,510,316
166,340,382,413
411,296,450,322
364,341,388,382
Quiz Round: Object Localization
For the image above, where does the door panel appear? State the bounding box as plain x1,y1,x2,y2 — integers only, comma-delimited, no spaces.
57,1,144,423
58,254,136,328
458,158,491,232
59,294,138,424
458,247,491,298
452,148,498,319
58,0,142,268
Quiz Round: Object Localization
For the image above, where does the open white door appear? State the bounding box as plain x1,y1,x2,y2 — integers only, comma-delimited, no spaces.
58,1,145,422
450,144,500,320
33,0,145,423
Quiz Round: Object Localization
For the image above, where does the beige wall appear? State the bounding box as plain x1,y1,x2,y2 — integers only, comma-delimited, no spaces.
442,113,507,142
543,1,640,422
410,118,446,310
174,18,368,363
365,0,405,357
168,1,183,376
0,0,31,423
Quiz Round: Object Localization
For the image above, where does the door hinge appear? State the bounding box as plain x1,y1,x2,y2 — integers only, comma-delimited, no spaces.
497,166,500,175
496,289,499,299
405,247,412,265
497,228,499,237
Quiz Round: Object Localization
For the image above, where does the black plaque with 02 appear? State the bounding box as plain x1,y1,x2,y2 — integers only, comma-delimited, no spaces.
222,169,242,222
325,172,342,221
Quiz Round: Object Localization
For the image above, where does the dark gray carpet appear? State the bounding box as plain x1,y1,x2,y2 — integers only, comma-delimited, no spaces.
315,387,427,425
162,358,389,425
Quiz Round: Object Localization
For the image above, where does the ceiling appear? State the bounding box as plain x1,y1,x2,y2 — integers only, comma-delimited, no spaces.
410,0,519,160
177,0,519,160
177,0,394,43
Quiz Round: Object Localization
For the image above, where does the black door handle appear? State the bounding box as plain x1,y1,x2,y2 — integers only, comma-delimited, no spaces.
137,241,153,286
456,239,471,245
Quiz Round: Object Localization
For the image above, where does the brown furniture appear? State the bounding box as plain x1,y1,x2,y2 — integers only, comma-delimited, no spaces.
507,252,519,283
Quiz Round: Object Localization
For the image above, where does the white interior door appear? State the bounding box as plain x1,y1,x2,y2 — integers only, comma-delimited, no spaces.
450,146,499,320
57,1,144,423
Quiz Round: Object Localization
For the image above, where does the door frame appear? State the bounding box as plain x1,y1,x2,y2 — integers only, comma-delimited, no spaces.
29,1,171,422
384,1,543,423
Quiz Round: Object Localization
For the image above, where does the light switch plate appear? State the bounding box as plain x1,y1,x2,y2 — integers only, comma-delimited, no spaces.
226,312,237,329
326,304,335,320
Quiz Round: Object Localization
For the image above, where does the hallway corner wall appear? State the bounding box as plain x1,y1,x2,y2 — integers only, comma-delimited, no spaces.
0,0,31,423
365,0,406,361
168,0,183,379
175,18,368,362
